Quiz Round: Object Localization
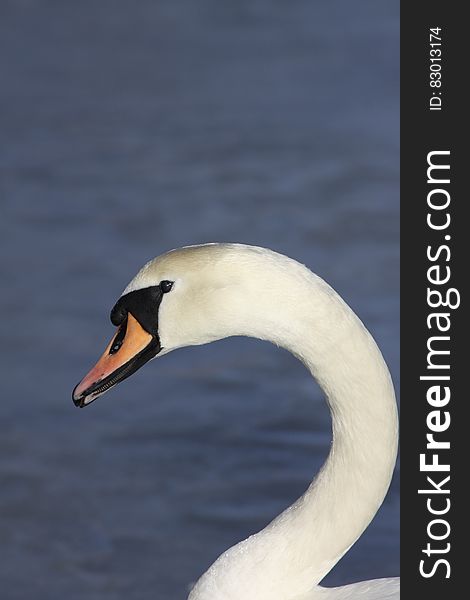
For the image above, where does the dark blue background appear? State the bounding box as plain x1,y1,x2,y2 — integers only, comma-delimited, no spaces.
0,1,399,598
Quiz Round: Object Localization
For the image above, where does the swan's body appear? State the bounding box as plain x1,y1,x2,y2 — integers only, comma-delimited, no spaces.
73,243,399,599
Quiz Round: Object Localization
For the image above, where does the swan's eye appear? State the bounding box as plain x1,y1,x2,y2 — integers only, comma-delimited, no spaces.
160,280,173,293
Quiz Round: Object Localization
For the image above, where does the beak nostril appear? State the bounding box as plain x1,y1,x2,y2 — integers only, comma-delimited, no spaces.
110,341,123,354
108,320,128,355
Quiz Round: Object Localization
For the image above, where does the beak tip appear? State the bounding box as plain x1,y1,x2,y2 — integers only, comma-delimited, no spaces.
72,385,86,408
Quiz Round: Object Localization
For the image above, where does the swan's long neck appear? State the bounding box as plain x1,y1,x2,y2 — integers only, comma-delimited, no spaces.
187,248,398,600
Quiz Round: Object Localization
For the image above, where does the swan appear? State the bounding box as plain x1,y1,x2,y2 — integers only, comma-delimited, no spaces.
73,243,399,600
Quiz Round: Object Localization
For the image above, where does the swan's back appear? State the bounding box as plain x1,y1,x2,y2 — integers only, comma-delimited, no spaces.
297,578,399,600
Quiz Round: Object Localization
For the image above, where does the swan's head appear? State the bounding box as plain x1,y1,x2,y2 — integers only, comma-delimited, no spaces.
73,243,274,407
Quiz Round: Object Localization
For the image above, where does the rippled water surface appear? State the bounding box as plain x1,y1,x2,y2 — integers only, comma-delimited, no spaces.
0,1,399,598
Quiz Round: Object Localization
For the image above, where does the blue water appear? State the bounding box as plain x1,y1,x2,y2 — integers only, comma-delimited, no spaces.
0,1,399,598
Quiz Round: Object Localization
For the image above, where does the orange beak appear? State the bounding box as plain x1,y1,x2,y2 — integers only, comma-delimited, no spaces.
72,313,160,407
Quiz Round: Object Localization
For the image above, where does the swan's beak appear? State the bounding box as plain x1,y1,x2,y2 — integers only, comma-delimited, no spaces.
72,313,161,408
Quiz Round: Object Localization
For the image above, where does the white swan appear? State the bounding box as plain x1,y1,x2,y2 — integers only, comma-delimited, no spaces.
73,243,399,600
